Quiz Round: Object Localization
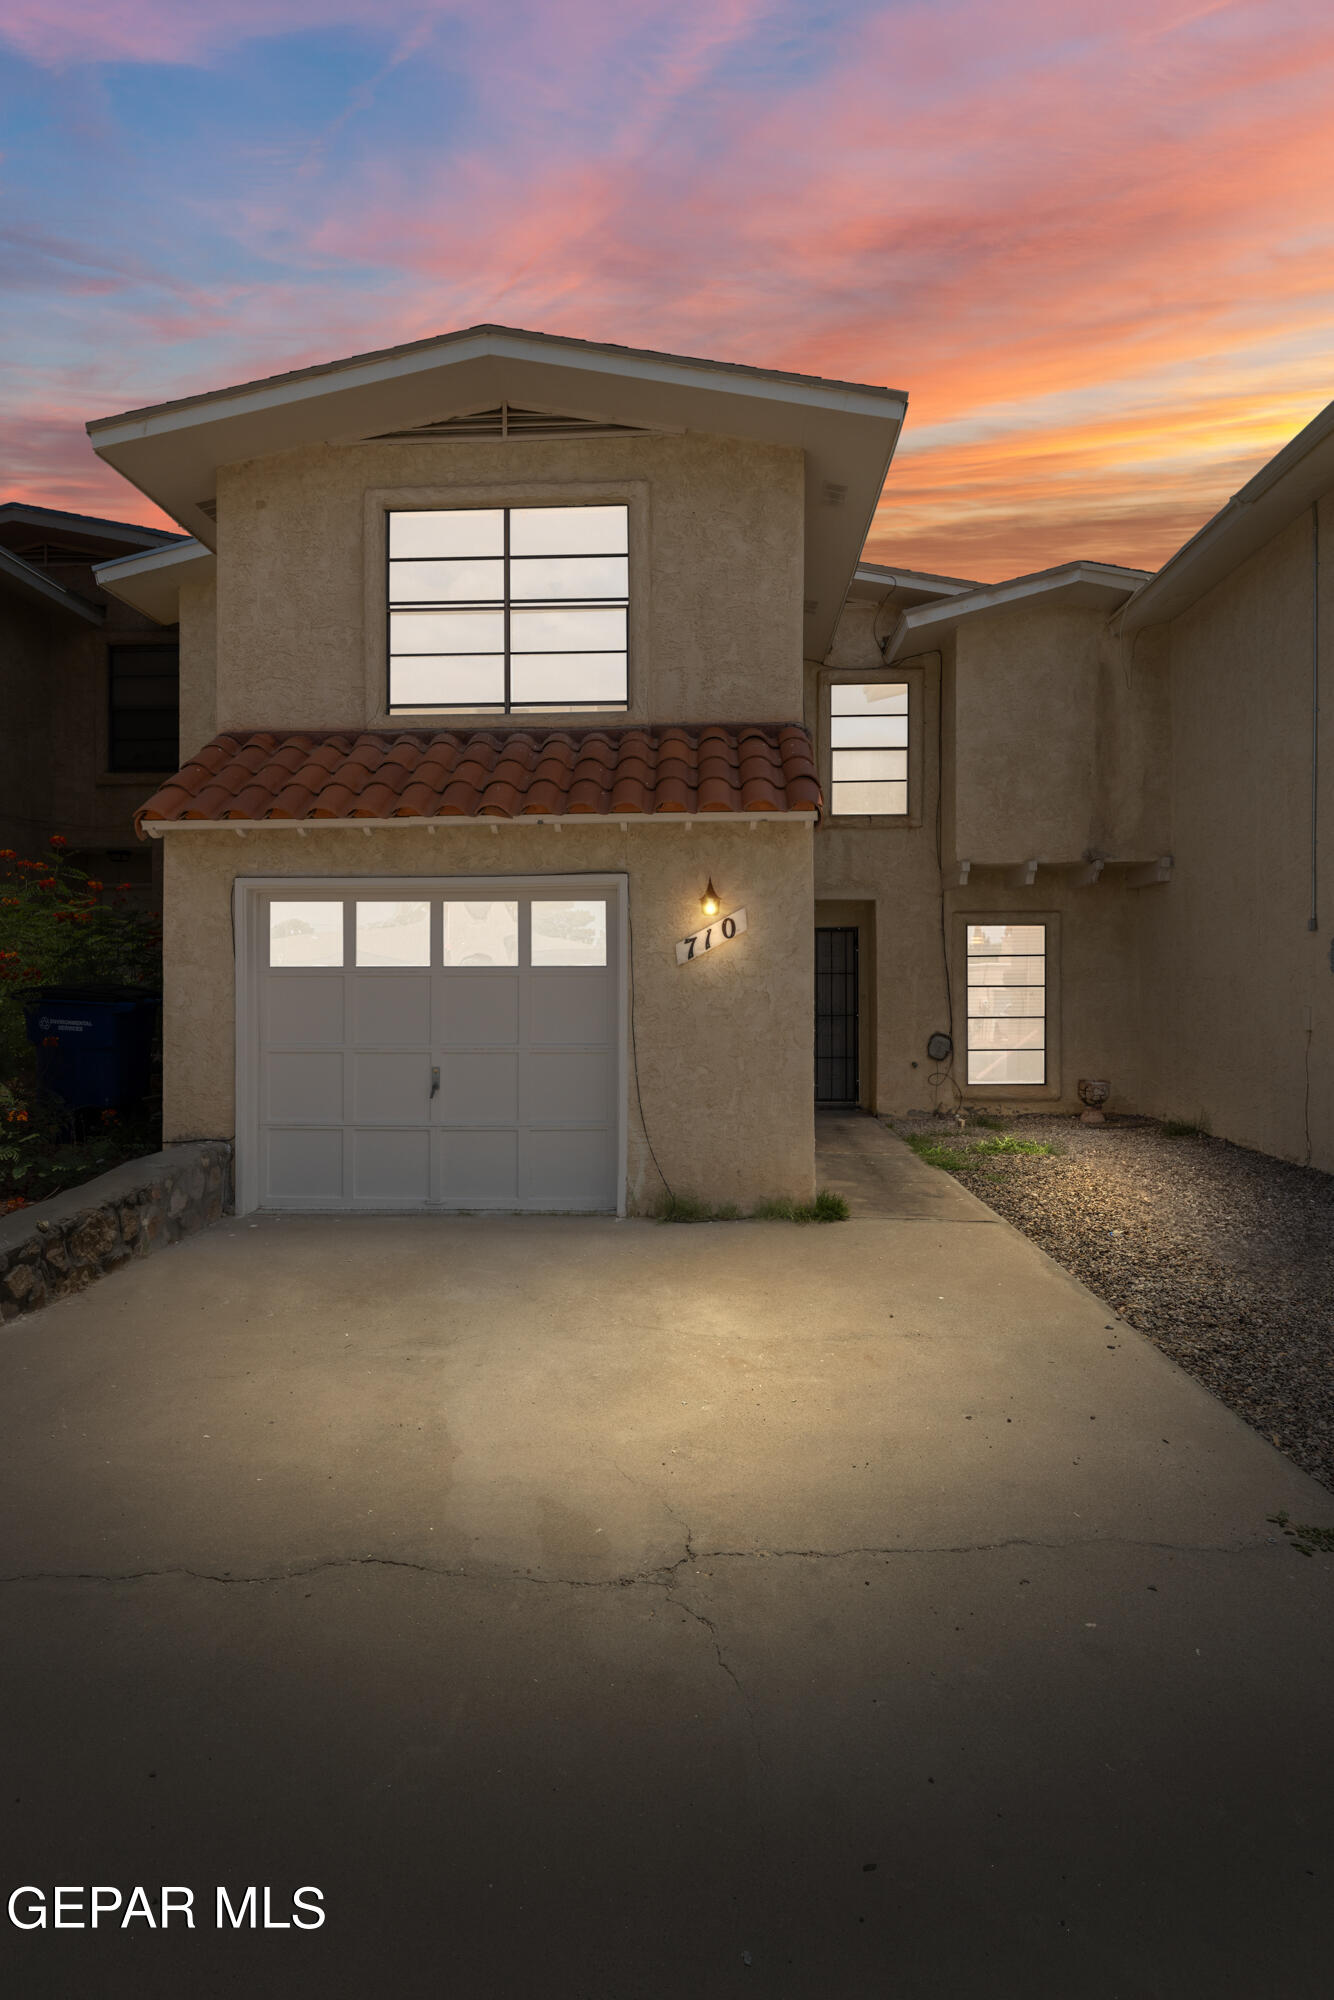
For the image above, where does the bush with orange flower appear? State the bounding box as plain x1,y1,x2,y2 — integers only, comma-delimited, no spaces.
0,837,160,1072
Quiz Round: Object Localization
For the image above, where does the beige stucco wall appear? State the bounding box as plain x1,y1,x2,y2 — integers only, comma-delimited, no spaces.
1137,498,1334,1170
178,569,217,762
811,613,1150,1119
160,819,815,1211
211,432,805,734
952,602,1169,864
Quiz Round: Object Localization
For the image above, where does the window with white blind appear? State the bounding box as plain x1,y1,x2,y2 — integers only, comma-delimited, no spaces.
966,923,1046,1084
829,682,908,815
388,503,629,714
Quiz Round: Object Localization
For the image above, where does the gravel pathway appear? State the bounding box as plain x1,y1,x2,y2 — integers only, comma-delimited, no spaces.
889,1113,1334,1495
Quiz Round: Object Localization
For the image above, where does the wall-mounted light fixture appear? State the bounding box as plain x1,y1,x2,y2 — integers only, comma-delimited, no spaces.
700,878,720,918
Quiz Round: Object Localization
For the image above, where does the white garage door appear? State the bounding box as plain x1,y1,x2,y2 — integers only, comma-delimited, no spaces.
245,879,622,1213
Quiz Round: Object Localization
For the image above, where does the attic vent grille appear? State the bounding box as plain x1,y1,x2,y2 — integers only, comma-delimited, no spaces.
372,402,650,442
11,543,111,566
195,499,218,521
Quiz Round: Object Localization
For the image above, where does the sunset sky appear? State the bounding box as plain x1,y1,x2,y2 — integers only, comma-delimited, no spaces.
2,0,1331,580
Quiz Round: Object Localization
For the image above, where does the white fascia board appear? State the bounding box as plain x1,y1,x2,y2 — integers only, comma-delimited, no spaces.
1121,397,1334,634
849,562,980,605
854,562,978,593
0,546,103,624
142,812,817,837
883,562,1150,661
86,326,906,660
94,537,213,623
0,502,182,551
88,327,906,446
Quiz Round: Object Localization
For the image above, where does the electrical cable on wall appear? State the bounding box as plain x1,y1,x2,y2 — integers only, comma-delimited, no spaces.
933,654,961,1114
625,887,674,1204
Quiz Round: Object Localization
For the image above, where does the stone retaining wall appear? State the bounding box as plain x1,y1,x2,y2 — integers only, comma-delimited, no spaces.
0,1143,232,1320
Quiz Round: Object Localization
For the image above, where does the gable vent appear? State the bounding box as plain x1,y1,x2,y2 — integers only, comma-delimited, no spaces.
372,402,650,443
195,498,218,521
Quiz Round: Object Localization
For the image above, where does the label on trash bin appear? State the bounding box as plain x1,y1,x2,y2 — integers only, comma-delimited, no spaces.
38,1016,91,1034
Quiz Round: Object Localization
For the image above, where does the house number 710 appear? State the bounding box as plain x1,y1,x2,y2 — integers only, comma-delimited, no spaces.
675,907,748,965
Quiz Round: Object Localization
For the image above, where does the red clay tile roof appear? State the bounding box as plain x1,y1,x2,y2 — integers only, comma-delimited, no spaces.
137,725,822,828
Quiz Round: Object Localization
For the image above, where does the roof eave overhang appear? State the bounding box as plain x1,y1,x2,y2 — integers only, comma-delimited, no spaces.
87,326,906,660
94,538,215,623
0,501,184,551
847,563,981,609
883,563,1150,662
1121,403,1334,635
140,810,818,837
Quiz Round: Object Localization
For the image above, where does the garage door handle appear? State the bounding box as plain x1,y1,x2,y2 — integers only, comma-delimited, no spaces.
430,1065,440,1100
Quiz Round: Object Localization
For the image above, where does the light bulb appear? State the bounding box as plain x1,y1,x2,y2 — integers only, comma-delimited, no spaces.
701,878,720,918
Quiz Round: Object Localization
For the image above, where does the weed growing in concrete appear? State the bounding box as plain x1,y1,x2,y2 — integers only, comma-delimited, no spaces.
656,1192,717,1223
1268,1510,1334,1557
905,1131,1056,1173
904,1137,975,1172
656,1190,849,1224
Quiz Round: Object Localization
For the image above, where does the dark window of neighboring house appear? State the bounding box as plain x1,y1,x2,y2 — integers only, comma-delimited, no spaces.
108,645,180,773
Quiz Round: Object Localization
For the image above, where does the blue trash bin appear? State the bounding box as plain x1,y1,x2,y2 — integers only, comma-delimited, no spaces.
23,987,161,1111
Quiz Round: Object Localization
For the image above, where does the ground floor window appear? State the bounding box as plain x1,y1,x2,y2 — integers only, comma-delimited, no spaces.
966,922,1046,1084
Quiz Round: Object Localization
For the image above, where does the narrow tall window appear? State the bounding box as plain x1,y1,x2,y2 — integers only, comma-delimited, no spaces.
387,504,629,714
966,924,1046,1084
108,644,180,773
830,682,907,815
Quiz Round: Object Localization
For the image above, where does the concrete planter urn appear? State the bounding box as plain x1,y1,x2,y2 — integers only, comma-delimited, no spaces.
1078,1078,1111,1125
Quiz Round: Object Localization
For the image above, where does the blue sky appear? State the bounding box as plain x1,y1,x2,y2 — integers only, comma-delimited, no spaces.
3,0,1332,577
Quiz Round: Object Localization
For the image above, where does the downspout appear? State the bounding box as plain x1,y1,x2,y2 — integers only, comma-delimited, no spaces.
1311,500,1320,932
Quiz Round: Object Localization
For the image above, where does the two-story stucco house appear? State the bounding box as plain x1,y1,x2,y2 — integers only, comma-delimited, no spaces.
89,324,1333,1213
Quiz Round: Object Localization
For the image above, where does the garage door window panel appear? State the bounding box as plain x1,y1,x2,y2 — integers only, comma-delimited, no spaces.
355,901,431,967
269,900,344,968
531,899,607,967
442,901,519,967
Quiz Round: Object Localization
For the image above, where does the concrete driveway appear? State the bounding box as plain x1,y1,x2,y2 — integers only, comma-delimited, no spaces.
2,1118,1333,1997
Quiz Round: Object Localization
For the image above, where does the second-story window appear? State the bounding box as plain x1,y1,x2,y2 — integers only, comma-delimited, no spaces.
108,643,180,773
830,682,908,815
387,504,629,714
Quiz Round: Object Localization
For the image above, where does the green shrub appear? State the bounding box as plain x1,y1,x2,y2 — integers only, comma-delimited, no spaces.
905,1131,1056,1172
0,837,160,1074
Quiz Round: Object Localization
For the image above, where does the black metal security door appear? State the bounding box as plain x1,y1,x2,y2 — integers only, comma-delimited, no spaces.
814,927,859,1104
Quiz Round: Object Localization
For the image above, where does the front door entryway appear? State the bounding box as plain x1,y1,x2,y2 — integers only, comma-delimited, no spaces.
814,926,859,1104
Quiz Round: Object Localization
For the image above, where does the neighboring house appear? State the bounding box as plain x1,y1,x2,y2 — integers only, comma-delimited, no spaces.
0,503,186,895
83,324,1332,1213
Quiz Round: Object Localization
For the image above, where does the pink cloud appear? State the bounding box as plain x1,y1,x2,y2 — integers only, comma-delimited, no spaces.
5,0,1333,578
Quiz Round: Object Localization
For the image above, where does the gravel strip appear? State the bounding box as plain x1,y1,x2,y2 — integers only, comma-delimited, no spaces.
889,1112,1334,1495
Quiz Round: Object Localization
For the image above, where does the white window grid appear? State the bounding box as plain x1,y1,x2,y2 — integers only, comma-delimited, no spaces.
830,682,908,815
965,923,1046,1085
387,503,629,715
